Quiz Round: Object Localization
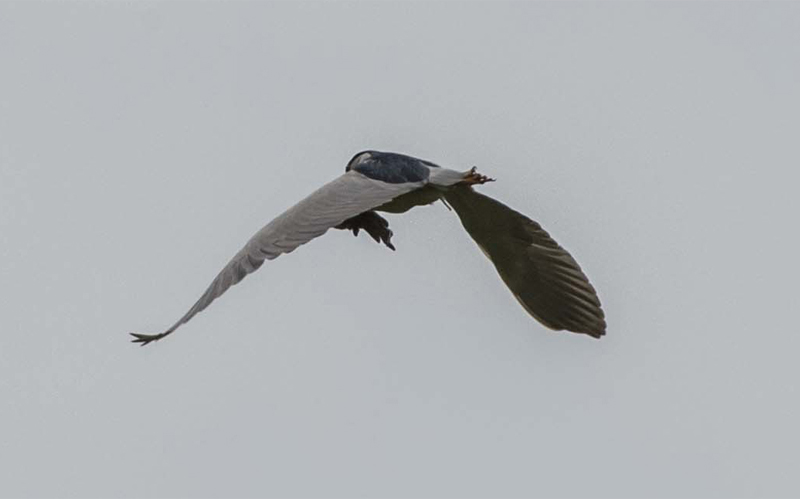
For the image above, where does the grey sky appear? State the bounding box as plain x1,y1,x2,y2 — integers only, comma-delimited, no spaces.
1,1,799,497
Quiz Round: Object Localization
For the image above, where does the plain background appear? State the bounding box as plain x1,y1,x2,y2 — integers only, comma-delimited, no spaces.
1,2,799,497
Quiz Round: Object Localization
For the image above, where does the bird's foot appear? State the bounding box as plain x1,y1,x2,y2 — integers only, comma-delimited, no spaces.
462,167,495,185
335,211,396,251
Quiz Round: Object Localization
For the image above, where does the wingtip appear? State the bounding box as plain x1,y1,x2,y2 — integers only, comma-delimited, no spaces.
129,332,167,347
582,321,607,339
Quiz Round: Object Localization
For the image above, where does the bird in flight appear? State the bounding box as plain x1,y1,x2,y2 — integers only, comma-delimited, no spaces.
131,151,605,345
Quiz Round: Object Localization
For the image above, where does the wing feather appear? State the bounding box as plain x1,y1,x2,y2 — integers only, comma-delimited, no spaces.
131,171,423,345
444,186,606,338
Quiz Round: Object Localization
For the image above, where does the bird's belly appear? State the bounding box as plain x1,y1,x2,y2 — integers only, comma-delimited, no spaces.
375,185,444,214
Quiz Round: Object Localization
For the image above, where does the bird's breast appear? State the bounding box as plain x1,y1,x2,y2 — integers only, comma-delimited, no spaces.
375,185,444,214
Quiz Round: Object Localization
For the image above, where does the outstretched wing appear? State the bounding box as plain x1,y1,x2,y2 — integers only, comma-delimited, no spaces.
131,171,424,345
444,186,606,338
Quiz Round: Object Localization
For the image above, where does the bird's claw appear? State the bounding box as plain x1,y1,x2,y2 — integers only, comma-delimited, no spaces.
462,166,495,185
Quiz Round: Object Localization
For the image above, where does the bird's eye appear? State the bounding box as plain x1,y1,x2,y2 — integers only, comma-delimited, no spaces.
346,152,372,171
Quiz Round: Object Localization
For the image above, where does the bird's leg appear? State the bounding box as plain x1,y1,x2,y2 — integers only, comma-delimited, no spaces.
335,211,396,250
462,166,495,185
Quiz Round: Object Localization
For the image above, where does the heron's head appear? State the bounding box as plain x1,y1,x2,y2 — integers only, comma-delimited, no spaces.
345,150,376,171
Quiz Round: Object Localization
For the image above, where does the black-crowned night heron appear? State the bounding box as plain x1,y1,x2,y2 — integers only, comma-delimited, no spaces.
131,151,605,345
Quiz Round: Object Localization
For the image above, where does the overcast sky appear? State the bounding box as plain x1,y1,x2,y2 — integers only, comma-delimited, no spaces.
2,2,799,498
